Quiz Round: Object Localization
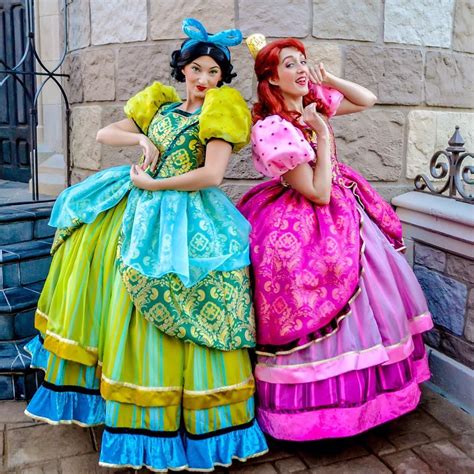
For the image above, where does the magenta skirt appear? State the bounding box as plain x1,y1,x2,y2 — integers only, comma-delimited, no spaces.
253,207,433,441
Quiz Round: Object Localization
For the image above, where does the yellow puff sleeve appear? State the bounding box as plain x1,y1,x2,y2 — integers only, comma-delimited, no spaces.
124,82,181,134
199,86,251,153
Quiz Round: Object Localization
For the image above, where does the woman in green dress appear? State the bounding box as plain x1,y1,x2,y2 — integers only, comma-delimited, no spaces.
25,18,268,471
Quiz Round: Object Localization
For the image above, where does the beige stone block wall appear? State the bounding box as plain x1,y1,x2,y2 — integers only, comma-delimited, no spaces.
406,111,474,179
62,0,473,202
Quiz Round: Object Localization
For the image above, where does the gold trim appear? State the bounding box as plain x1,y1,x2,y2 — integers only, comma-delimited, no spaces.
100,377,182,407
43,332,98,366
101,374,181,392
183,376,253,396
258,332,418,370
35,310,48,333
45,330,98,353
100,374,255,409
35,310,99,365
258,342,384,369
411,311,431,321
36,308,49,320
183,379,255,410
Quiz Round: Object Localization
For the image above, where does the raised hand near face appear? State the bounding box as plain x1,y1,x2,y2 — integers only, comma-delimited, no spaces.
302,103,330,136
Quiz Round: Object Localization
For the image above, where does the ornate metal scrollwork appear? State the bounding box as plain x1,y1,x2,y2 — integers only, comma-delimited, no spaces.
414,126,473,204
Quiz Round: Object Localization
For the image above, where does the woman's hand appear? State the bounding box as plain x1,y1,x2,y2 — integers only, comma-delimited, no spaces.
130,165,160,191
308,62,335,86
302,103,330,136
138,135,160,171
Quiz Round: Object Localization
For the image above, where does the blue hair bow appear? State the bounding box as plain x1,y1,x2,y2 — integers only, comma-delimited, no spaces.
181,18,243,60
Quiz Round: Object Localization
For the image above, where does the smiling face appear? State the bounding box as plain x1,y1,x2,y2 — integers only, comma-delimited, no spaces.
182,55,223,100
271,47,309,99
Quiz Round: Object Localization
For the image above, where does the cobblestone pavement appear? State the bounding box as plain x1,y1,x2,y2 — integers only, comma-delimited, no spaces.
2,387,472,473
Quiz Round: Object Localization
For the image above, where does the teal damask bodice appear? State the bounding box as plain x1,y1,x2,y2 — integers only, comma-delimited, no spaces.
147,103,204,178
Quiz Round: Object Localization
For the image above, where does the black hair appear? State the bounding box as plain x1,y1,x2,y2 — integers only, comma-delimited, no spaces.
170,40,237,85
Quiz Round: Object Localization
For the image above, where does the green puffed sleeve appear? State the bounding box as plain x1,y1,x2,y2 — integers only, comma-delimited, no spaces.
124,82,181,134
199,86,251,152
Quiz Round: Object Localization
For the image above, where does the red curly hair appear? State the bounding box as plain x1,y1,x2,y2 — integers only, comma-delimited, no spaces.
253,38,323,130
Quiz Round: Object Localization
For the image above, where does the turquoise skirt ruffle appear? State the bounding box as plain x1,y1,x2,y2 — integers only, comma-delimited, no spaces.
25,336,268,471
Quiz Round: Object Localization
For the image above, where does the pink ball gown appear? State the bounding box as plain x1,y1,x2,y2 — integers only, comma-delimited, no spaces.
237,84,433,441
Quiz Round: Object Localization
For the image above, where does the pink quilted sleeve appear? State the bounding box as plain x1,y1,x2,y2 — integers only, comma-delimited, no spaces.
310,83,344,117
251,115,315,178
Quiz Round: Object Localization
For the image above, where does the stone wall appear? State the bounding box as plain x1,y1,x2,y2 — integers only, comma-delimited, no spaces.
414,242,473,369
62,0,473,202
393,191,473,409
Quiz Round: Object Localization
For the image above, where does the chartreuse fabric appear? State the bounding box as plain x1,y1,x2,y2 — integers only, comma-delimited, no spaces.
25,82,267,471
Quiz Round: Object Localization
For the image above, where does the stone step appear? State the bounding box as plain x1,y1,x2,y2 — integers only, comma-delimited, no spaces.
0,239,53,289
0,280,43,342
0,336,43,400
0,282,44,315
0,202,55,245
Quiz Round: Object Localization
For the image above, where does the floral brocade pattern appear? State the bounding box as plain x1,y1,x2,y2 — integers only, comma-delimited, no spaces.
118,255,256,351
118,97,256,350
239,181,361,347
148,103,204,177
238,109,405,349
46,83,256,351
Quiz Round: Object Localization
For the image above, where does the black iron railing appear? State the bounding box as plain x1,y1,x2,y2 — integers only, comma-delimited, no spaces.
414,126,473,204
0,0,70,201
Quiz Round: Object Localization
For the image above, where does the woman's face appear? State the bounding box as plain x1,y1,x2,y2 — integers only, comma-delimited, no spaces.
182,55,222,100
271,47,309,98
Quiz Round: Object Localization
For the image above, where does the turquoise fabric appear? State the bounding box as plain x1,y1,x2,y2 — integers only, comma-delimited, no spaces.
49,166,131,227
49,84,253,288
100,421,268,471
48,166,251,287
25,384,105,426
25,336,48,371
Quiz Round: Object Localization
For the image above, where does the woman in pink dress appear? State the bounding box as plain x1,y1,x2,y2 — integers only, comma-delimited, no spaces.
237,38,434,441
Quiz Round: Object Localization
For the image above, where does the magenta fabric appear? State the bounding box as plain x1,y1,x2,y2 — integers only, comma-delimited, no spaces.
309,83,344,118
251,116,314,177
257,380,424,441
257,335,428,412
238,100,433,440
238,126,405,348
338,162,404,250
251,205,433,440
255,208,433,385
239,178,363,347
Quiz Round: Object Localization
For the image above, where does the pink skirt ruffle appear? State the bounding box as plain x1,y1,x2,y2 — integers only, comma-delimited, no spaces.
254,208,433,441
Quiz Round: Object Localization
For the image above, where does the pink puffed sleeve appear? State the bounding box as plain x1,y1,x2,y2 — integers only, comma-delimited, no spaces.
310,83,344,117
252,115,314,178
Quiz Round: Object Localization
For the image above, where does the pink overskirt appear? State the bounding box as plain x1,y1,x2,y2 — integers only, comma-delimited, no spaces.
251,205,432,440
